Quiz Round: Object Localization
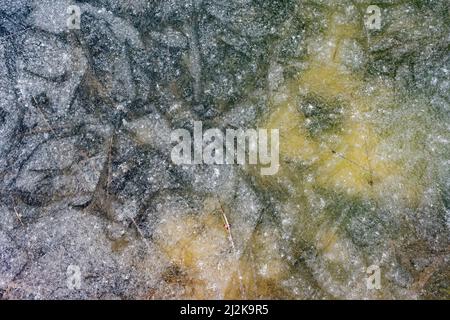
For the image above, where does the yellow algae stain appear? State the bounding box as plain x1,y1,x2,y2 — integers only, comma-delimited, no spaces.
298,63,360,101
315,122,395,195
299,14,361,99
154,200,288,299
155,211,235,299
266,102,317,162
111,237,130,253
225,225,289,299
264,12,421,201
265,99,400,196
317,228,339,256
315,225,354,267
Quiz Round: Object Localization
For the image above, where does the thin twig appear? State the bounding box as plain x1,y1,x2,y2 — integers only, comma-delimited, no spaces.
411,249,449,293
8,194,24,226
216,199,246,298
364,136,375,186
12,204,24,226
327,145,371,173
219,203,236,252
130,217,151,250
106,135,114,193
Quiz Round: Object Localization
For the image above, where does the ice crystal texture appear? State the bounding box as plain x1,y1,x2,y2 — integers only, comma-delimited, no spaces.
0,0,448,299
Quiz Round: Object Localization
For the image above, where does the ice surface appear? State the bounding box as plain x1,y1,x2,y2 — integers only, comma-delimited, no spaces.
0,0,448,299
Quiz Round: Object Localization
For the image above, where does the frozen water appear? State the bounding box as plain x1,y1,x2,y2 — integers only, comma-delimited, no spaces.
0,0,448,299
